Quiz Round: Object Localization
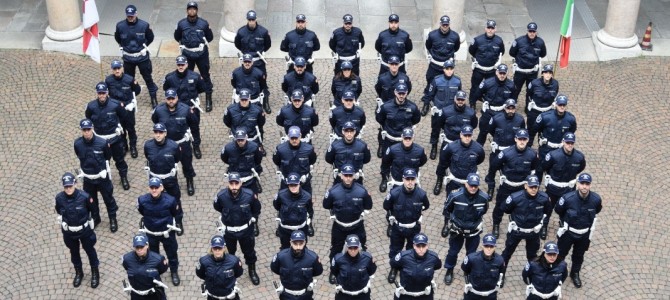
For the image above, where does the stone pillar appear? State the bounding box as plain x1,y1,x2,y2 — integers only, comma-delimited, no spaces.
219,0,255,57
593,0,642,60
426,0,467,61
42,0,83,54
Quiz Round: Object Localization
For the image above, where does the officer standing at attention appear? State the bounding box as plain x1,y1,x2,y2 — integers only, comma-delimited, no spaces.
375,56,413,103
423,15,461,103
431,91,478,166
224,88,267,156
329,14,365,75
434,126,485,196
273,173,315,249
174,1,214,111
375,13,413,75
276,90,320,141
461,234,506,299
152,89,200,197
85,82,130,191
522,241,568,300
376,83,421,163
509,22,547,107
106,60,142,158
389,233,442,300
380,127,427,193
230,54,270,114
330,62,362,106
472,64,516,147
273,126,318,194
441,173,489,286
281,58,320,106
530,95,577,177
384,168,430,283
468,20,505,109
270,230,324,299
329,94,366,137
213,173,262,285
325,123,371,185
137,177,181,286
122,234,169,299
55,172,99,288
422,60,462,159
234,10,272,77
555,173,602,288
221,129,264,194
163,55,208,117
330,234,377,299
280,14,321,74
114,5,159,108
74,119,119,232
525,64,560,126
196,235,244,300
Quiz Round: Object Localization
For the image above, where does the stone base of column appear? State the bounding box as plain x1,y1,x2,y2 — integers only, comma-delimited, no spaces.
218,27,238,57
592,30,641,61
42,36,83,55
422,29,468,61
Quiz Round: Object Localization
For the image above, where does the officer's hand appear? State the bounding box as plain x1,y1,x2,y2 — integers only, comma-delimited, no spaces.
441,222,450,238
307,224,315,237
421,102,430,116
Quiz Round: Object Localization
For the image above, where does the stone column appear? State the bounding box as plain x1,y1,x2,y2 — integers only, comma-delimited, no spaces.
593,0,642,60
219,0,255,57
427,0,467,60
42,0,83,54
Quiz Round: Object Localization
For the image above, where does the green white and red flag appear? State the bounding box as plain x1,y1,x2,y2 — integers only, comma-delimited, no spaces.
559,0,574,68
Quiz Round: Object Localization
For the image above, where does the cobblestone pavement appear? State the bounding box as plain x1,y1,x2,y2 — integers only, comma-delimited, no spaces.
0,50,668,299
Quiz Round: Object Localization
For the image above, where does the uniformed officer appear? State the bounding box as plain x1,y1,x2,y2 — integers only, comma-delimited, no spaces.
330,234,377,299
472,64,516,146
174,1,214,111
231,54,270,114
273,126,318,194
196,235,244,300
270,230,324,299
423,15,461,101
143,123,183,234
530,95,577,177
276,92,319,142
384,168,431,283
431,90,478,162
434,126,485,196
375,13,413,75
280,14,321,74
331,61,362,106
390,233,442,299
55,172,99,288
423,60,463,158
273,173,315,249
329,94,366,138
74,119,119,232
375,56,413,103
323,164,373,283
461,234,506,299
137,177,181,286
121,234,169,300
114,5,159,107
234,10,272,76
509,22,547,106
221,129,264,194
106,60,142,158
541,132,586,224
213,173,262,285
485,99,527,189
442,173,489,285
282,58,320,106
224,88,268,156
152,89,200,196
487,129,539,239
325,123,371,185
163,55,208,117
376,83,421,161
468,20,505,108
522,242,567,300
85,82,130,190
525,64,559,125
330,14,365,75
555,173,601,288
380,127,427,193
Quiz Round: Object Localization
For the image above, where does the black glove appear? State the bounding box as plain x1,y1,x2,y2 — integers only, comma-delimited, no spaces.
540,226,547,240
421,102,430,116
487,184,496,200
307,223,315,236
441,219,450,238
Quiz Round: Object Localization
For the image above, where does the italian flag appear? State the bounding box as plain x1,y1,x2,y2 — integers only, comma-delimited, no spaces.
559,0,574,69
82,0,100,63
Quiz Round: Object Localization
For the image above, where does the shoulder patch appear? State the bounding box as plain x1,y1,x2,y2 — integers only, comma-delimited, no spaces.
536,115,542,123
324,190,329,199
394,252,401,261
558,197,565,206
272,254,277,263
331,257,336,267
195,261,201,270
497,151,504,159
505,196,512,204
545,153,551,161
524,262,530,271
511,40,517,47
471,38,476,45
385,148,390,155
478,81,485,89
463,255,469,265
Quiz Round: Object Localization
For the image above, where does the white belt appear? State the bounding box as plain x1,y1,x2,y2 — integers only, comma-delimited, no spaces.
331,168,364,180
180,43,205,52
331,211,368,228
94,124,124,140
464,283,498,296
439,133,454,145
123,279,168,296
557,220,593,238
513,63,539,74
275,218,310,231
395,281,435,297
275,280,316,296
375,98,384,113
471,54,502,71
539,137,562,148
280,130,313,144
482,101,505,113
499,175,526,187
544,175,577,188
145,165,178,180
430,106,442,117
389,215,423,229
285,56,315,67
386,177,403,191
234,92,264,105
175,129,194,144
275,166,313,185
429,57,448,67
378,53,405,68
528,100,555,112
77,168,108,180
203,286,240,299
490,142,511,153
121,44,149,58
526,283,562,299
337,54,358,61
336,276,372,296
450,221,483,237
443,173,468,185
381,131,402,142
217,218,256,233
139,218,182,238
224,168,260,184
62,219,93,232
508,216,544,234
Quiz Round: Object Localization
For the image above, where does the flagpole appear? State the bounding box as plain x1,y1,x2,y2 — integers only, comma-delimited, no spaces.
99,61,104,81
554,36,562,78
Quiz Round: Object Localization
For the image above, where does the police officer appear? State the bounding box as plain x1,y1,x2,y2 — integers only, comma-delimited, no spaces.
330,14,365,75
231,54,270,114
431,90,478,162
376,83,421,162
270,230,324,299
213,173,262,285
74,119,119,232
106,60,142,158
234,10,272,76
325,123,371,185
384,168,430,283
282,58,320,106
522,241,567,300
329,94,366,137
472,64,516,146
330,234,377,299
423,15,461,100
143,123,184,234
273,173,315,249
122,234,169,299
276,91,319,141
468,20,505,108
323,164,373,283
273,127,318,194
137,177,181,286
85,82,130,190
390,233,441,299
509,22,547,105
525,64,559,126
221,129,264,194
375,56,412,102
542,132,586,223
174,1,214,111
434,126,485,196
196,235,244,299
331,61,362,106
152,89,200,196
555,173,602,288
423,60,463,158
114,5,159,107
488,129,539,239
530,95,577,177
55,172,99,288
224,88,268,156
280,14,321,74
163,55,208,117
461,234,506,299
380,127,427,193
485,99,527,188
375,13,413,75
441,173,489,285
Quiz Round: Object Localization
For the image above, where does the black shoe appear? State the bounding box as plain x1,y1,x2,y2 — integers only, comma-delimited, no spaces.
253,222,259,237
376,146,382,158
91,267,99,288
176,222,184,236
109,218,118,233
73,267,84,288
187,178,195,196
171,272,180,286
492,224,500,239
379,179,388,193
487,184,495,200
571,272,582,288
433,176,444,195
130,145,138,158
386,224,392,238
387,268,397,284
262,100,272,114
444,268,454,285
430,144,438,160
94,218,102,227
256,180,263,193
329,272,337,284
249,264,260,285
193,145,202,159
121,176,130,190
151,96,158,109
540,226,547,240
205,92,213,112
